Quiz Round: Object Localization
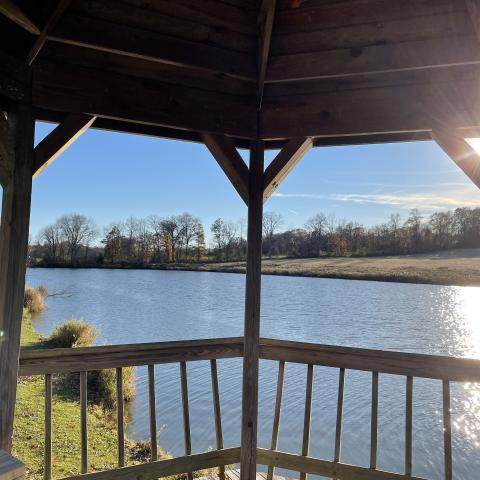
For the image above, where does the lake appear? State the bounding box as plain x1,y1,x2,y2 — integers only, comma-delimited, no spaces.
26,268,480,479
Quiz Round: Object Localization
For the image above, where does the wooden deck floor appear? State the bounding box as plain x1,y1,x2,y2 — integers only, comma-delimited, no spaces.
198,469,293,480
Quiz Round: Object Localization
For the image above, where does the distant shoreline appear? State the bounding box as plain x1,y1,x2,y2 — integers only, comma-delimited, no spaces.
29,248,480,287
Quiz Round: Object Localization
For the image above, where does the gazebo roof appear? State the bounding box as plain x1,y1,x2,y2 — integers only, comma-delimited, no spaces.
1,0,480,148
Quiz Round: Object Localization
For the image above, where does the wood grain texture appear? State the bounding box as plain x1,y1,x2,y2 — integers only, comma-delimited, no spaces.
147,365,158,462
80,371,88,474
33,113,96,178
116,368,125,468
240,141,264,480
210,359,225,480
0,0,40,34
201,133,249,205
299,365,314,480
431,129,480,190
267,361,285,480
0,450,25,480
263,137,312,202
405,376,413,476
259,338,480,382
180,362,193,480
44,374,52,480
19,337,244,376
59,448,241,480
0,105,35,452
257,448,428,480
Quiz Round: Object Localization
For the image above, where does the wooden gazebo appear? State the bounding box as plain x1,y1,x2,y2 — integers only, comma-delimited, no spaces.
2,1,480,480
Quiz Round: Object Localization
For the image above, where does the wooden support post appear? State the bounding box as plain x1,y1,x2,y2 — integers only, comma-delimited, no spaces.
0,104,34,453
431,129,480,190
240,140,264,480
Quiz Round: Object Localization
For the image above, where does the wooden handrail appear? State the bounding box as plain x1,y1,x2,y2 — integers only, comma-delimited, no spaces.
19,337,244,376
259,338,480,382
16,336,480,480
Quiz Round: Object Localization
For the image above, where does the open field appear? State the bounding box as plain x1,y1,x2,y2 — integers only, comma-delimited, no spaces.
164,249,480,286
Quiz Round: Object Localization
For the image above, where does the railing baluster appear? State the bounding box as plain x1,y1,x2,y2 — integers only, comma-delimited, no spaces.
267,360,285,480
116,367,125,467
299,364,314,480
148,364,158,462
210,359,225,480
334,368,345,464
44,373,52,480
80,371,88,474
180,361,193,480
443,380,453,480
370,371,379,470
405,376,413,476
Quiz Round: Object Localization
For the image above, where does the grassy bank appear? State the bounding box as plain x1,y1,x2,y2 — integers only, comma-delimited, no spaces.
30,248,480,286
158,248,480,286
12,310,122,479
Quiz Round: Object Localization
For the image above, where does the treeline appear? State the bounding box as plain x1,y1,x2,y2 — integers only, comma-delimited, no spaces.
30,207,480,266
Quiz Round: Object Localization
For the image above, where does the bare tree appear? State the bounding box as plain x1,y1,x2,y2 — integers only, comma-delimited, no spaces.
178,212,201,260
39,222,63,262
263,211,283,257
161,216,182,262
58,214,97,264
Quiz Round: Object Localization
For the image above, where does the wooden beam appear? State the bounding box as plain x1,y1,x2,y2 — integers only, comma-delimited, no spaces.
240,140,264,480
261,75,480,139
26,0,72,66
201,132,249,205
0,51,31,104
0,115,12,188
0,0,40,34
257,0,276,107
33,61,257,139
431,129,480,189
263,137,312,202
48,13,256,81
266,35,480,83
0,449,25,480
0,104,35,453
466,1,480,42
61,448,241,480
33,113,96,178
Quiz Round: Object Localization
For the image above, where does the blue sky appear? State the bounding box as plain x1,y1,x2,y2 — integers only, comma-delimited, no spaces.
28,121,480,242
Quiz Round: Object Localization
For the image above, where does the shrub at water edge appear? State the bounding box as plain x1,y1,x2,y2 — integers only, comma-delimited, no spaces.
47,319,135,408
23,286,48,314
48,319,97,348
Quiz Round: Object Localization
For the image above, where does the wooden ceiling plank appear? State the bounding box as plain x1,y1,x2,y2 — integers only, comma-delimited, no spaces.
201,132,249,205
263,137,312,202
33,61,257,139
267,35,480,83
257,0,276,107
274,0,462,34
431,129,480,190
72,0,255,54
261,76,480,139
26,0,72,66
0,0,40,34
48,13,256,81
33,113,96,178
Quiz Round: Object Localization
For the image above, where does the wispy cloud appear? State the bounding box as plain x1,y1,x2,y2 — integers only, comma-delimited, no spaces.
272,190,480,211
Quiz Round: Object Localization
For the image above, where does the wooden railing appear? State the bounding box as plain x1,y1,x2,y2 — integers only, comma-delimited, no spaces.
17,337,480,480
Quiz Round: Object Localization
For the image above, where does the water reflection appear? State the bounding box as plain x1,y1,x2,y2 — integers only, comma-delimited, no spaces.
26,269,480,479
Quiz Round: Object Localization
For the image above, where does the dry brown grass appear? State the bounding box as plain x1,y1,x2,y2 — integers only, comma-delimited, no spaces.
23,286,48,314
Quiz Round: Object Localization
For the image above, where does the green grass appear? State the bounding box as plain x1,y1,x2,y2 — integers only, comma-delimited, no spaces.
12,310,121,479
12,311,222,480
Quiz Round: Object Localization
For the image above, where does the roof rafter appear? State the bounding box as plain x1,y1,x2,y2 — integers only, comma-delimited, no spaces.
431,129,480,190
201,132,249,205
0,0,40,34
27,0,72,66
257,0,276,108
263,137,312,202
33,113,96,178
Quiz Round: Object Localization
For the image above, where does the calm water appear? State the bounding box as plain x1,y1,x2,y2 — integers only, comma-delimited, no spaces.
26,268,480,479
